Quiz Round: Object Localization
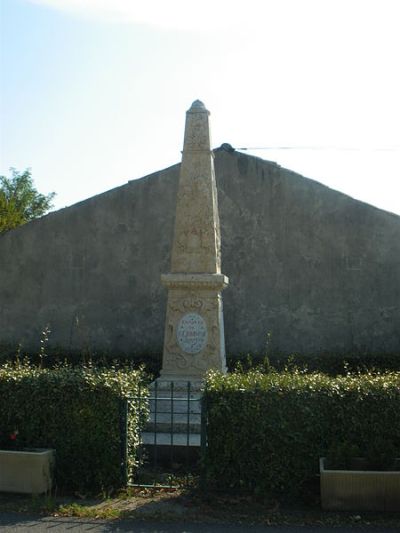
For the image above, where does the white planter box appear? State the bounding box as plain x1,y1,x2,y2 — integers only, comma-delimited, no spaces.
320,457,400,512
0,448,55,494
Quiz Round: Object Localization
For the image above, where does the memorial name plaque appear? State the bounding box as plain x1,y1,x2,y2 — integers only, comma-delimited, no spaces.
177,313,208,354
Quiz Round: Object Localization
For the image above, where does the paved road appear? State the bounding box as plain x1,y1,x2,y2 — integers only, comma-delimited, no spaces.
0,513,399,533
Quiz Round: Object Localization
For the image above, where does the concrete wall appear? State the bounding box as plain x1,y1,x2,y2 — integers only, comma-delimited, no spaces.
1,148,399,356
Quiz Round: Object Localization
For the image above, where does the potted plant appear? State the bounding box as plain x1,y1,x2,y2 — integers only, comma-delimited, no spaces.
0,427,55,494
320,440,400,512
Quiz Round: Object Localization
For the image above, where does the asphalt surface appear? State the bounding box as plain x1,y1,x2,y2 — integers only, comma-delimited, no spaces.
0,513,399,533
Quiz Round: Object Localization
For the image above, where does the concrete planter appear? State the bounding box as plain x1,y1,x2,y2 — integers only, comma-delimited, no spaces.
0,448,55,494
320,457,400,512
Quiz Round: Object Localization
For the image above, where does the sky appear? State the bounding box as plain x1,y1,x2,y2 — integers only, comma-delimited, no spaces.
0,0,399,215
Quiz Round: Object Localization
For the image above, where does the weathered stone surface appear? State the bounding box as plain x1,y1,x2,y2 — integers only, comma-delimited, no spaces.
160,279,228,379
171,101,221,275
0,148,399,357
160,101,228,380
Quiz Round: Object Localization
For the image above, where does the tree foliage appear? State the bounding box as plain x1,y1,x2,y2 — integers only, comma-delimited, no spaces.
0,168,56,234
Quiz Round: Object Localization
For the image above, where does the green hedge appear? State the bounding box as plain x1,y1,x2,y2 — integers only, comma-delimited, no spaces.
227,353,400,375
0,363,148,492
0,343,161,377
204,370,400,498
2,342,399,377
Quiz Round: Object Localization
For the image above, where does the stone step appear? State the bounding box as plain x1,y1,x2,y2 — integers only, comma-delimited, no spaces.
147,411,201,424
144,422,201,435
141,432,201,447
145,405,201,435
144,381,204,446
148,398,202,415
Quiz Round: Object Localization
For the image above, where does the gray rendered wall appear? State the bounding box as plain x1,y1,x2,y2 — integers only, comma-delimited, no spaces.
0,148,399,356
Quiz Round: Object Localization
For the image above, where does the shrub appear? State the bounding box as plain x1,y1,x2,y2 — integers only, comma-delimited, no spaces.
204,369,400,498
0,343,161,377
227,352,400,375
0,362,148,492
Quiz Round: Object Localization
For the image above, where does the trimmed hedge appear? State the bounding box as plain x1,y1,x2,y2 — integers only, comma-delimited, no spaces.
2,342,399,377
0,362,148,492
0,343,161,377
204,370,400,498
227,353,400,375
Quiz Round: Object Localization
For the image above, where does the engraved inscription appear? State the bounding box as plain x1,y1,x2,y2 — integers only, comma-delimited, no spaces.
176,313,208,354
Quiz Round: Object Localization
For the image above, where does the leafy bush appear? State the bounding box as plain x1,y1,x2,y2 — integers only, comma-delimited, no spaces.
227,352,400,375
204,369,400,497
326,439,399,471
2,341,399,377
0,342,161,377
0,362,148,492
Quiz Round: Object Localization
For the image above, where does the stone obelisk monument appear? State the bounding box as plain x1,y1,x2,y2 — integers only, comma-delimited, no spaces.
159,100,229,382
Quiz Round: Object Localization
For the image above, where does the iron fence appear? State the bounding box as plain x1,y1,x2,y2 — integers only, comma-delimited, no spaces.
120,381,207,488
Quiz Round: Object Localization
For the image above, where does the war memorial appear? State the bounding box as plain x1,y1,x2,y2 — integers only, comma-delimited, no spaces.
0,102,399,362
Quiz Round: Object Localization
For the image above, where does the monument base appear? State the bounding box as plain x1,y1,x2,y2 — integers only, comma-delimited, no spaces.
160,272,229,381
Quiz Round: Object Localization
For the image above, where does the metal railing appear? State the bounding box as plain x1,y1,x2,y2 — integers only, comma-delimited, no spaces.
120,381,207,488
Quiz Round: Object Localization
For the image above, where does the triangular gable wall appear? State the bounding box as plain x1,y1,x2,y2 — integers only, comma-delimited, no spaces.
0,148,399,356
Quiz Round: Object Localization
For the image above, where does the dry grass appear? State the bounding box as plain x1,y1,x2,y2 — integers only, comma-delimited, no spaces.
0,488,399,527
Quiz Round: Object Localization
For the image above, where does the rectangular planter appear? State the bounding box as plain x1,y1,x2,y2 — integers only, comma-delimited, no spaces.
0,448,55,494
320,457,400,512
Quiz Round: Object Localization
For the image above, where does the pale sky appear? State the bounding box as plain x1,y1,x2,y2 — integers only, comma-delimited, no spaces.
1,0,399,215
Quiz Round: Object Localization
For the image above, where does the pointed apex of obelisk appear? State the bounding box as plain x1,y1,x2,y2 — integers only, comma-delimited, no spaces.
188,99,208,113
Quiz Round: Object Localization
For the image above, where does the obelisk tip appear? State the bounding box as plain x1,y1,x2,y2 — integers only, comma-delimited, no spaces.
189,100,208,112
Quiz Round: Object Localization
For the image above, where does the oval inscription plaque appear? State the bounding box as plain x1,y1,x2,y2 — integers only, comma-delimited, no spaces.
176,313,208,354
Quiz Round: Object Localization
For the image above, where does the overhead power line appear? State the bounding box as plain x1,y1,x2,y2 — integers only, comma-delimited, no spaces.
237,146,400,152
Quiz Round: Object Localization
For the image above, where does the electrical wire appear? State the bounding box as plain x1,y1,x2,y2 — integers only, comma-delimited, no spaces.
237,146,400,152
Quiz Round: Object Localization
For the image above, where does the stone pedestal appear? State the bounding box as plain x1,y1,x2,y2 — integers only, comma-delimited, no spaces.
159,100,229,383
160,273,228,381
